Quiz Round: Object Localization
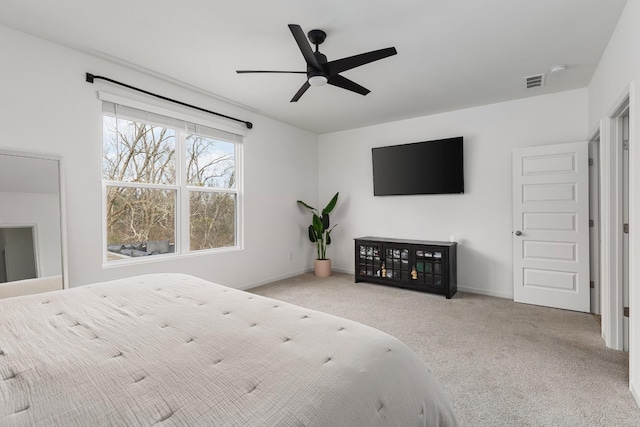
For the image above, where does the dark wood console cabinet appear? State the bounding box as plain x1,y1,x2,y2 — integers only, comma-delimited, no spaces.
354,236,457,298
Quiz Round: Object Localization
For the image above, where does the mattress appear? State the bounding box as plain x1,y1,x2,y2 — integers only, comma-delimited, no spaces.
0,273,457,426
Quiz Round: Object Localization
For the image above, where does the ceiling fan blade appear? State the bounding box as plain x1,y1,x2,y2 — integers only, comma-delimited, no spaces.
288,24,321,70
236,70,306,74
291,81,311,102
327,75,370,96
326,47,397,76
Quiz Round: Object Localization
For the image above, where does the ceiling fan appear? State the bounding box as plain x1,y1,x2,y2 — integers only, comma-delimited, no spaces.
236,24,397,102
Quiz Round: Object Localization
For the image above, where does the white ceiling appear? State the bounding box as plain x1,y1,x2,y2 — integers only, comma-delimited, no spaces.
0,0,628,134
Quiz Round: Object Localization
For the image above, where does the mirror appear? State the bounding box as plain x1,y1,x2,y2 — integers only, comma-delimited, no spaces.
0,151,65,298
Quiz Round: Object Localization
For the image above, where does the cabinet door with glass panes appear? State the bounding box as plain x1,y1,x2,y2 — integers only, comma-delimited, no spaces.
382,245,410,282
357,242,383,278
413,248,445,289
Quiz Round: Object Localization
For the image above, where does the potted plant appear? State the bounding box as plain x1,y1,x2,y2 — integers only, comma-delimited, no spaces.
297,192,339,277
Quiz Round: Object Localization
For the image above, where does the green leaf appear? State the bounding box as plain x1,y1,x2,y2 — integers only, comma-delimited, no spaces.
325,225,337,246
312,214,324,235
297,200,315,210
307,225,317,242
321,192,339,215
322,213,330,230
297,200,317,213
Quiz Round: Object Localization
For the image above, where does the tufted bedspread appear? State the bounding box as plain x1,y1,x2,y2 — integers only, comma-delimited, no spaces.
0,273,458,426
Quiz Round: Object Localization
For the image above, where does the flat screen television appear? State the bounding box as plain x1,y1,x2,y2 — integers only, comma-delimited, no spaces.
372,137,464,196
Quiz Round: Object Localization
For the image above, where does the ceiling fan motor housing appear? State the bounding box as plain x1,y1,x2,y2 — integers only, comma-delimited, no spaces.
307,29,326,46
308,52,328,78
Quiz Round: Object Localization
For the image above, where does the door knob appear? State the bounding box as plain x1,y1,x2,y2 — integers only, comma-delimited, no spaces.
515,230,522,236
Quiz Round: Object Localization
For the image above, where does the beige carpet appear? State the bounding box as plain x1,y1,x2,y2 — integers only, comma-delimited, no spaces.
250,272,640,427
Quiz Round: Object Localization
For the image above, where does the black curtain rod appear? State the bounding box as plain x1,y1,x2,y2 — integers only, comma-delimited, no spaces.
85,73,253,129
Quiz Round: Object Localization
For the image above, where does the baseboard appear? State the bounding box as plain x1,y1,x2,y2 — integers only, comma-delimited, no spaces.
322,267,514,300
238,267,314,291
632,380,640,408
457,285,513,300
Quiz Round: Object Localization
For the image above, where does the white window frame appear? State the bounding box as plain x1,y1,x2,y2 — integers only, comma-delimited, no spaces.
100,92,244,267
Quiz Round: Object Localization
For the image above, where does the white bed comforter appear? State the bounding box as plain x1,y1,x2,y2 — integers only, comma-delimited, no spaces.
0,273,457,426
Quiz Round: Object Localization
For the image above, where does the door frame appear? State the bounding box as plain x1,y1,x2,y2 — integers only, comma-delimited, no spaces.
597,88,630,351
589,135,601,315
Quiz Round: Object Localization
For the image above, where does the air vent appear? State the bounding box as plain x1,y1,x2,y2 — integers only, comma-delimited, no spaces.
524,73,545,89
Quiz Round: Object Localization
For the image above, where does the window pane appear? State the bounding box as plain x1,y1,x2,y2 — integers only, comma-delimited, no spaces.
103,116,176,185
189,191,236,251
106,186,176,261
186,135,235,189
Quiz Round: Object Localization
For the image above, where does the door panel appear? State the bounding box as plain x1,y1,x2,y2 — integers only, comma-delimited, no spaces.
522,152,576,175
513,142,590,312
523,241,576,261
523,183,576,202
523,268,577,291
523,212,576,231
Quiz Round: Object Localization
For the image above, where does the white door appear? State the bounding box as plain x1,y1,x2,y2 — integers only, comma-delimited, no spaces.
512,142,590,312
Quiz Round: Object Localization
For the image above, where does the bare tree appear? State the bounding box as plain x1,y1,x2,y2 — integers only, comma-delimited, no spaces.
104,118,175,246
103,117,236,253
186,135,236,250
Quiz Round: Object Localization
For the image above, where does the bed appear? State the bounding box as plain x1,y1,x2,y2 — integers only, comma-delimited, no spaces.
0,273,457,426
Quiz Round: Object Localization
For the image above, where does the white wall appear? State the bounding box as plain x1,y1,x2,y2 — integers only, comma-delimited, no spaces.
588,0,640,407
0,24,318,289
318,89,588,298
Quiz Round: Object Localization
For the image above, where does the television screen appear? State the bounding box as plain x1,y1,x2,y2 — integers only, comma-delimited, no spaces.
372,137,464,196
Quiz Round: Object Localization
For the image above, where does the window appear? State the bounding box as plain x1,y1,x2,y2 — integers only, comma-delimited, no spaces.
102,101,242,263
